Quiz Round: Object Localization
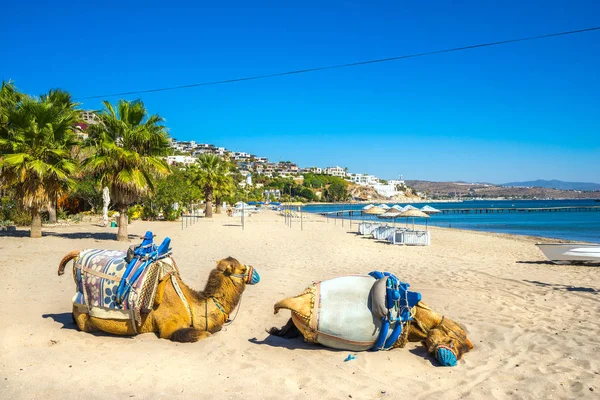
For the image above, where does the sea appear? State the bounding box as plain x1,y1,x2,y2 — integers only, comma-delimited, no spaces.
302,199,600,243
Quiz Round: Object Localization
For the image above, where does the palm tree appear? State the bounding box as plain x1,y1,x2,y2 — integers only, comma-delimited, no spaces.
83,99,170,241
189,154,229,218
215,170,234,214
0,85,80,238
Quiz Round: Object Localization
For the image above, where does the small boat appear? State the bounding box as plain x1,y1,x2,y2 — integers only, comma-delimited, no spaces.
536,243,600,265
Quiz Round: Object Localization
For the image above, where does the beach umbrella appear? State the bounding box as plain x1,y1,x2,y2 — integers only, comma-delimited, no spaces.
421,205,441,214
402,205,418,211
378,204,391,210
391,205,403,210
399,209,430,231
363,205,386,225
377,208,402,219
362,204,375,210
377,207,403,228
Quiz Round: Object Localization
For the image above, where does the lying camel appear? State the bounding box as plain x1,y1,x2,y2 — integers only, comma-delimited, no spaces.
269,277,473,365
58,252,259,342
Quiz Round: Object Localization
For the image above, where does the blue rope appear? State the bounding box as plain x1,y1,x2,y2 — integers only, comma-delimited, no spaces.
369,271,421,351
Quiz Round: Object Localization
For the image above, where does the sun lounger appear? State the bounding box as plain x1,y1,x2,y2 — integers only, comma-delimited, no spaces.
358,222,383,236
390,230,430,246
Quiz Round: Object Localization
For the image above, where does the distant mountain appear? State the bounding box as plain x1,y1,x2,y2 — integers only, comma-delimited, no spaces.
501,180,600,191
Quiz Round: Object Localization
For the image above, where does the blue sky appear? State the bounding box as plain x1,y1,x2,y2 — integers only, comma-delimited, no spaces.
2,1,599,183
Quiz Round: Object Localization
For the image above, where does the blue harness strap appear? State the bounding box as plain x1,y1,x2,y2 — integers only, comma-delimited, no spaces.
369,271,422,351
115,232,172,305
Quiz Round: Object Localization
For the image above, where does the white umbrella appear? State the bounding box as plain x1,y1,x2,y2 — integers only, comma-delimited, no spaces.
391,205,403,210
378,204,391,210
362,204,375,210
401,205,418,211
421,205,441,214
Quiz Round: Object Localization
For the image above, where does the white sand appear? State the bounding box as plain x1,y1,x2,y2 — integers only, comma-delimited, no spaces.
1,210,599,399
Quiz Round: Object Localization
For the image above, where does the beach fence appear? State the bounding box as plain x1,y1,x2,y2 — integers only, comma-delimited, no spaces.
283,202,305,230
181,205,204,230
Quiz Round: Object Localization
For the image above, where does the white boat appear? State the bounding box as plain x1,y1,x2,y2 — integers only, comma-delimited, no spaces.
536,243,600,264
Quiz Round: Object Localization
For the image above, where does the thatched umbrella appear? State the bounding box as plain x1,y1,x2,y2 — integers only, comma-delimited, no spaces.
378,207,403,228
378,208,401,218
363,205,386,225
399,208,430,231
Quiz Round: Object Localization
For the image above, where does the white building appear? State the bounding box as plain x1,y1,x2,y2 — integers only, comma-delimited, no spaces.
302,167,322,174
373,178,407,198
324,166,346,177
347,173,379,186
166,155,197,166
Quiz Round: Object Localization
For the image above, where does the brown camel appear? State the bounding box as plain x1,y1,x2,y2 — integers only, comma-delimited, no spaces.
269,281,473,365
58,252,259,342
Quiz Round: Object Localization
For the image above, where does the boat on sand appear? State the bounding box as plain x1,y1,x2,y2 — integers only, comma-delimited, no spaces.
536,243,600,265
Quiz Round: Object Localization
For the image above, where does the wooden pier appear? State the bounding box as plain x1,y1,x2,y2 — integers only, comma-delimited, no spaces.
318,206,600,217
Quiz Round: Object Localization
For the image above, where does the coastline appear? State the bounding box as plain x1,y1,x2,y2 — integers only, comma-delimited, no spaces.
1,210,599,398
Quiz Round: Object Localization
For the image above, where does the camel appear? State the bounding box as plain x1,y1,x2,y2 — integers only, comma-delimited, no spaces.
269,277,473,366
58,251,259,342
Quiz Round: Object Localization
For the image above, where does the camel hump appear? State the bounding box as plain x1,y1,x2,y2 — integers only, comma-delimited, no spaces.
58,251,80,276
274,290,313,318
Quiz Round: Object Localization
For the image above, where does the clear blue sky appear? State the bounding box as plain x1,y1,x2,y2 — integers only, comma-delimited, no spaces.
2,1,599,183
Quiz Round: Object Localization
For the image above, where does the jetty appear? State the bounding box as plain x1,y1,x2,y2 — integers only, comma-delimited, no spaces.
318,206,600,217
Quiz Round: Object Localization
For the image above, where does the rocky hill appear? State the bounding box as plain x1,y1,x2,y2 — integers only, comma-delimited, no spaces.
349,184,421,202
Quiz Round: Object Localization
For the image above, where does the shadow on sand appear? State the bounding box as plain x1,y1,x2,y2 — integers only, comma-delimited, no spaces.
248,334,329,351
251,334,443,365
0,230,137,241
42,312,133,338
408,346,438,366
523,280,598,294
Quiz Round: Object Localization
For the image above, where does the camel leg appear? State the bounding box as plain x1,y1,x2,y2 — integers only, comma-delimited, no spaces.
268,318,301,339
72,308,99,333
168,328,212,343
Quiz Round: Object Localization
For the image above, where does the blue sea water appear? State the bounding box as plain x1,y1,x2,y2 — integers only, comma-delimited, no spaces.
303,199,600,243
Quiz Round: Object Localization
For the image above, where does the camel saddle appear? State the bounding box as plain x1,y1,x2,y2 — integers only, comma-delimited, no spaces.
292,272,421,351
71,232,178,331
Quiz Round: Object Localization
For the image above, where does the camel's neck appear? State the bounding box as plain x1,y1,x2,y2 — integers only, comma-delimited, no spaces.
181,271,245,315
413,303,445,332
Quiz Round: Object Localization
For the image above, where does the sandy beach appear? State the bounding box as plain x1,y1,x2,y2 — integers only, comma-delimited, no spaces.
1,210,599,399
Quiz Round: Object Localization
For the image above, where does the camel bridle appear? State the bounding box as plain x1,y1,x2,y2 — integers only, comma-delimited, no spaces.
203,265,254,331
229,265,254,285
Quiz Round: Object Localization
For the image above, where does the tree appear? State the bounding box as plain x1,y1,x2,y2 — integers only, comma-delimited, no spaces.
83,99,170,241
188,154,229,218
0,84,80,237
215,171,234,214
327,182,349,202
148,168,201,220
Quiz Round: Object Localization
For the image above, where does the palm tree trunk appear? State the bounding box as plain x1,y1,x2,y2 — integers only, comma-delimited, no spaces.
117,206,129,241
205,201,213,218
30,207,42,238
48,199,57,223
215,196,222,214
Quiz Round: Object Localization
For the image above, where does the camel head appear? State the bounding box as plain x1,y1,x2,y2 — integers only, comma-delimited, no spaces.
215,257,260,286
423,317,473,366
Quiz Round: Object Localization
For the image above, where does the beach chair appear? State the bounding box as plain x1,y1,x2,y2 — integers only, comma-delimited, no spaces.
390,230,431,246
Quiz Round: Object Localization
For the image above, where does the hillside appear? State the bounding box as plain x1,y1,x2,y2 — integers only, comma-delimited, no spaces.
349,183,421,202
406,180,600,200
501,179,600,191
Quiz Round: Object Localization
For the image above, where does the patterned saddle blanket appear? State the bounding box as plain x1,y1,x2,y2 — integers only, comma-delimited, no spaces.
72,249,178,330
